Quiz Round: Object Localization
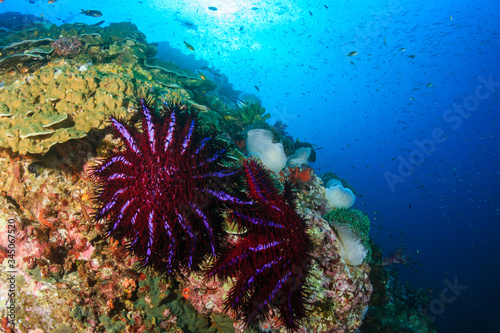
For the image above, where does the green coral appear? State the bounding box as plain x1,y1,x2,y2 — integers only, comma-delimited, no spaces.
214,103,272,144
238,103,271,125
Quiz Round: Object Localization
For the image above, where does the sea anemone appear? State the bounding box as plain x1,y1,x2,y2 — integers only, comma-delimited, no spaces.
90,97,242,274
287,147,312,165
332,224,368,266
208,158,313,330
325,184,356,209
323,207,370,241
246,129,287,174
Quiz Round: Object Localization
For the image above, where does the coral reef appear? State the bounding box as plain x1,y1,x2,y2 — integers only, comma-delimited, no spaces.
361,246,436,333
0,17,436,333
287,147,312,165
301,211,372,332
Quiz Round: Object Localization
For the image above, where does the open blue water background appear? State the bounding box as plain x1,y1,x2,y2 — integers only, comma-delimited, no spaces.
2,0,499,331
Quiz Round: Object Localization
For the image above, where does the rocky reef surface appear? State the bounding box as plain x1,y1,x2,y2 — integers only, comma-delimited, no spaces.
0,19,435,333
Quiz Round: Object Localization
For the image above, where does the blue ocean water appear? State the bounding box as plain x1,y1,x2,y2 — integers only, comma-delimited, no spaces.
2,0,499,331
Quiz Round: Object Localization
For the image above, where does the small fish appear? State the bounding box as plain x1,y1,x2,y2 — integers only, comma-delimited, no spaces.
179,20,198,30
79,200,92,224
409,97,414,100
92,20,105,26
383,37,387,47
409,204,412,210
81,9,103,17
408,54,416,59
48,0,57,3
28,162,45,177
254,85,260,92
251,7,259,10
346,51,357,57
199,73,206,80
208,6,218,11
398,47,406,51
426,82,433,88
184,41,194,51
235,98,247,108
309,11,313,16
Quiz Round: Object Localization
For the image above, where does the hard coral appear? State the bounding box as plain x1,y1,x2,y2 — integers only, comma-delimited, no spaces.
90,97,241,275
51,37,83,57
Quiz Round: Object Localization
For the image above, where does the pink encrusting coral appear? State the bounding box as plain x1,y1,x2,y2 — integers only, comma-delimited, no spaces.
181,273,229,316
0,144,110,331
300,211,372,332
51,37,83,57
